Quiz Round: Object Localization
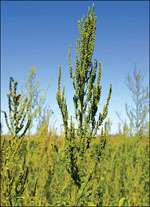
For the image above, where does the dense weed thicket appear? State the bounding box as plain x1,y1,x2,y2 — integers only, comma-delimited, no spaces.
1,3,149,206
1,133,149,206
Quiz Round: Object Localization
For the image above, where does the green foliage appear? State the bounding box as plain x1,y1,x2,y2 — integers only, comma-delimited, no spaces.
125,68,149,137
1,134,149,206
1,77,32,206
105,119,112,136
118,197,126,206
21,66,50,134
116,111,130,137
1,77,31,138
1,4,149,207
57,4,112,141
0,77,148,206
1,70,49,206
97,136,149,206
56,4,112,202
36,106,54,137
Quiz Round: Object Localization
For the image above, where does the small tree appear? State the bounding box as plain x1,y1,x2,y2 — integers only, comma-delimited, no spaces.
56,4,112,204
125,68,149,137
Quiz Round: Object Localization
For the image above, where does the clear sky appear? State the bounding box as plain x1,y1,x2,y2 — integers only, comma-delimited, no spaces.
1,1,149,135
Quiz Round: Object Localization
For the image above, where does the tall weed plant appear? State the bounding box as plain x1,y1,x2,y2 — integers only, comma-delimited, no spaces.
1,3,149,207
56,4,112,205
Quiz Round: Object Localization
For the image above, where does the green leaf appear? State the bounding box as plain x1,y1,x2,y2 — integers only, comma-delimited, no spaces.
87,202,95,206
118,197,126,206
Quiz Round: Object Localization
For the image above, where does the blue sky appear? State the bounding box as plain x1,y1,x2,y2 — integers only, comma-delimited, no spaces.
1,1,149,135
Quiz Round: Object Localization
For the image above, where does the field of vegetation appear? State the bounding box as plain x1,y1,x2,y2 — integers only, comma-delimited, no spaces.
1,133,149,206
1,3,149,206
